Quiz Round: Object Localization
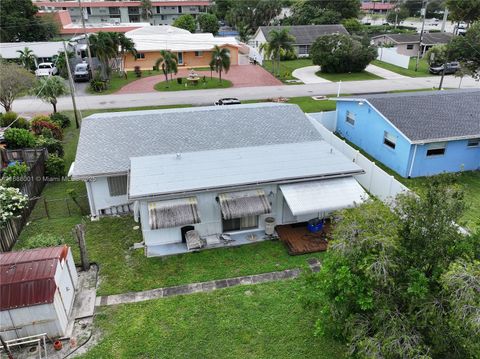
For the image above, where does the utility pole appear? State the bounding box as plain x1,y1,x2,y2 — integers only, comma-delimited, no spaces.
78,0,94,72
63,41,80,129
415,0,428,72
441,7,448,32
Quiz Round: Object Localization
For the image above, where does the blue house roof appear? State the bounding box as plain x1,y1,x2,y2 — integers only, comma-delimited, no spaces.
337,89,480,144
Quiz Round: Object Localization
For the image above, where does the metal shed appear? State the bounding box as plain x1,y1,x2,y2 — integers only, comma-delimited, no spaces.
0,246,78,340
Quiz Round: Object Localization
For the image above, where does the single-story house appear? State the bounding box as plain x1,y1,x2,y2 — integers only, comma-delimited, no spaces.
372,32,453,57
250,24,349,57
123,25,239,71
0,41,69,64
335,90,480,178
0,246,78,340
71,104,368,257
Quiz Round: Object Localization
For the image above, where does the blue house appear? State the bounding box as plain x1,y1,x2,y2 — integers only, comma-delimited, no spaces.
335,90,480,178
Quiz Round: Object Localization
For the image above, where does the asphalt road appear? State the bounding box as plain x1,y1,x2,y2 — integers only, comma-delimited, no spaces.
13,74,479,115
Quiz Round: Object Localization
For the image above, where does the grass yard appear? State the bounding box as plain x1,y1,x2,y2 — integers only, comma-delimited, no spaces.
372,57,432,77
263,58,313,82
86,70,160,95
244,96,337,113
315,70,383,82
80,280,345,359
154,78,232,91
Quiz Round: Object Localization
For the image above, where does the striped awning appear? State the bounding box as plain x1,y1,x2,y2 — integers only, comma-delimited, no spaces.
148,197,201,230
219,189,271,220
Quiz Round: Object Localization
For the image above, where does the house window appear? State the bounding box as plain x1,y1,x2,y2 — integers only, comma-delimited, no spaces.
383,131,396,149
178,6,182,13
194,51,203,57
160,15,165,20
406,44,414,50
86,7,91,15
426,142,447,157
467,138,480,147
135,52,145,59
298,45,310,55
107,176,128,197
109,7,120,15
346,111,355,126
222,216,259,232
177,52,183,64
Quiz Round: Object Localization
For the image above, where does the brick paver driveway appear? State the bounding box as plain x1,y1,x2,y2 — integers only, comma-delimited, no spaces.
117,64,282,94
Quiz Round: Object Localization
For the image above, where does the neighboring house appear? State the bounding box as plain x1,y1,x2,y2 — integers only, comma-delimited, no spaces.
34,0,210,26
372,32,453,57
250,25,349,57
123,25,239,70
0,41,68,64
0,246,78,340
71,104,368,257
335,90,480,178
361,1,395,13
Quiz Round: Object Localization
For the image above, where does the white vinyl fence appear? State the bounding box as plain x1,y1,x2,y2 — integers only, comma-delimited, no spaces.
377,47,410,69
307,112,410,202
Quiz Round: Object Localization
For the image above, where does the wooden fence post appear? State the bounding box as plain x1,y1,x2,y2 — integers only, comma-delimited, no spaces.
43,197,50,219
73,224,90,271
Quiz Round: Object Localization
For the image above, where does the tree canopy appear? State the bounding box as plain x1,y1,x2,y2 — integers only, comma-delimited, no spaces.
0,0,58,42
224,0,282,31
31,76,69,113
310,34,377,73
198,13,220,35
0,62,35,112
447,21,480,79
173,14,197,33
286,0,361,25
447,0,480,25
303,176,480,358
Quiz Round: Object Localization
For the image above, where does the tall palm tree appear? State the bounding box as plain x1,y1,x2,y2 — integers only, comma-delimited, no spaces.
31,76,69,113
209,45,231,83
17,47,37,71
140,0,153,22
266,28,294,77
111,32,137,73
89,32,117,79
259,42,275,74
155,50,178,85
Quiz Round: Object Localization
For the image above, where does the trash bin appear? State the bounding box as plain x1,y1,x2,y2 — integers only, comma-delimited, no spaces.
265,217,276,235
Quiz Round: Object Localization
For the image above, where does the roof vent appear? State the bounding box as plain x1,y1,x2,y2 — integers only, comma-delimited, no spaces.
176,153,182,159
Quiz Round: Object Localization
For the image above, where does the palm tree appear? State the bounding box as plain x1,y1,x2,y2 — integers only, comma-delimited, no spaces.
31,76,69,113
266,28,294,77
237,23,252,44
111,32,137,73
259,42,275,74
140,0,153,22
17,47,37,71
209,45,231,83
155,50,178,86
89,32,117,80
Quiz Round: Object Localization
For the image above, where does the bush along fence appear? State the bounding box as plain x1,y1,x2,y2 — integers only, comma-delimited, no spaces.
0,149,47,252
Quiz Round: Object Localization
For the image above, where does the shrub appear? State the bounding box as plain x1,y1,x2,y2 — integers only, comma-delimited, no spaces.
21,234,64,249
35,135,64,157
90,78,107,92
2,162,28,188
31,116,63,140
0,112,30,129
45,154,65,178
4,128,36,149
49,112,71,129
134,66,142,78
0,185,28,227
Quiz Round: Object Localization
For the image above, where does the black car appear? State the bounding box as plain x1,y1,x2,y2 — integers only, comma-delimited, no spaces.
214,98,241,106
429,62,460,75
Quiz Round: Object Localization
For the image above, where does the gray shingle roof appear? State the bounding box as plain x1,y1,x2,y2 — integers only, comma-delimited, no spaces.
72,103,323,178
258,25,349,45
373,32,453,45
363,90,480,143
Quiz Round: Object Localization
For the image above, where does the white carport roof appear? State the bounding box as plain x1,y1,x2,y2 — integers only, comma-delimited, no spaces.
280,177,368,216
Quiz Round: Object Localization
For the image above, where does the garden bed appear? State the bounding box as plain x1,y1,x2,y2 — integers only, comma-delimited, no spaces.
154,77,233,91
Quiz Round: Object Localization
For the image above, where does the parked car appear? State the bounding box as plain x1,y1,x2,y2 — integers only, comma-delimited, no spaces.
429,62,461,75
73,62,91,82
35,62,58,77
214,98,241,106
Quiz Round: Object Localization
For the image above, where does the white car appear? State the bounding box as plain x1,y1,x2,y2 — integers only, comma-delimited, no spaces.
35,62,58,77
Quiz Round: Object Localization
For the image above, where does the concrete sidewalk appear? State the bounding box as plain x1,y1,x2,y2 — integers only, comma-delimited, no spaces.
292,65,330,84
366,64,408,79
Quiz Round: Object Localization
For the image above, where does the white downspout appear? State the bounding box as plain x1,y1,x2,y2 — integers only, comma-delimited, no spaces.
85,180,98,218
408,144,418,178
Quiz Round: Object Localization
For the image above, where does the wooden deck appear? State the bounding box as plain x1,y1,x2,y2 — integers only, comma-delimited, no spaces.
276,222,331,256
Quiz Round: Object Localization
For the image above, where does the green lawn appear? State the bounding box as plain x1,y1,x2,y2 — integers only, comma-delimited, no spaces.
86,70,161,95
154,78,232,91
372,57,432,77
244,96,337,113
80,280,345,359
263,58,313,82
315,70,383,81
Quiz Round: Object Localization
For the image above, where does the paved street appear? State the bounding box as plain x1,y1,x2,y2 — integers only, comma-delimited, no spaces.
13,75,479,114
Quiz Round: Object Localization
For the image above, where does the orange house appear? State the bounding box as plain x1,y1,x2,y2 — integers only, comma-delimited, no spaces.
124,26,239,71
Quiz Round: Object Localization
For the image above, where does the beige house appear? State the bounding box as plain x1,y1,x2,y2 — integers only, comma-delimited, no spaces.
123,26,239,71
372,32,453,57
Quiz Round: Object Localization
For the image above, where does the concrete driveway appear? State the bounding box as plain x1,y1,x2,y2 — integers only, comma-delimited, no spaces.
365,64,408,79
292,66,331,84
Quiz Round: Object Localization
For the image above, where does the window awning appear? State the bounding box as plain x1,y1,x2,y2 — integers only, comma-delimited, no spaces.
280,177,368,217
219,189,271,220
148,197,201,230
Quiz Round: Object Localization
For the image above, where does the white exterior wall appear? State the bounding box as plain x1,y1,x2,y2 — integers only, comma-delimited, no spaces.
88,176,130,215
140,184,283,247
250,30,267,51
377,47,410,69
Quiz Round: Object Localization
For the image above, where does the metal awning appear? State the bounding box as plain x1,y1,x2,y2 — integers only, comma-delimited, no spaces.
219,189,271,220
148,197,200,230
280,177,368,216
